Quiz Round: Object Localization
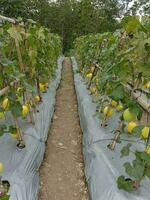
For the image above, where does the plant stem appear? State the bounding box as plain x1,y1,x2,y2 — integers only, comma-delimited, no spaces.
14,117,25,148
14,26,34,124
36,75,42,101
24,93,34,124
107,123,122,150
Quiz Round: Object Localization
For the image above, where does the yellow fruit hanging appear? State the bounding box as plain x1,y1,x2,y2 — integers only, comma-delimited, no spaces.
39,83,45,92
116,104,123,111
0,162,4,174
146,146,150,155
141,127,150,139
103,106,113,118
90,86,97,94
91,67,95,72
22,105,29,117
2,98,10,111
86,73,92,79
0,112,4,120
45,82,49,88
111,100,118,107
145,83,150,89
35,95,40,103
127,121,137,134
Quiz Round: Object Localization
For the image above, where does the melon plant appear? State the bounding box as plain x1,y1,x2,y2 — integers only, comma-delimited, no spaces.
75,16,150,192
0,17,61,148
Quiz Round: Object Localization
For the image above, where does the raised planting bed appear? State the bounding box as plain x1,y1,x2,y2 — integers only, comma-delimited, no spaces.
0,57,63,200
72,57,150,200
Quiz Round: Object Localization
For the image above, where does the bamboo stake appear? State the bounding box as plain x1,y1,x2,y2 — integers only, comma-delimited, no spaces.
0,80,19,96
92,63,150,114
14,38,25,72
13,25,34,124
0,15,16,24
0,15,24,27
107,123,123,150
36,76,42,101
124,84,150,114
87,63,101,89
0,86,9,96
14,117,25,149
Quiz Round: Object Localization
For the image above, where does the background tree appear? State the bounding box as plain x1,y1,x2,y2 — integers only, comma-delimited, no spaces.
120,0,150,16
1,0,148,52
38,0,121,52
0,0,30,18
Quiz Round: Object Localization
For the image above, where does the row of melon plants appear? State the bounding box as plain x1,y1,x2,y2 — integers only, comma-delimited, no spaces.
0,16,61,198
74,16,150,192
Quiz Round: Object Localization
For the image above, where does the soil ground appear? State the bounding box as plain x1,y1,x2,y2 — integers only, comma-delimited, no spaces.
38,58,89,200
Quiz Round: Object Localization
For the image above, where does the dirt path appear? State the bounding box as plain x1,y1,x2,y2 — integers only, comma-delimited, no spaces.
39,58,89,200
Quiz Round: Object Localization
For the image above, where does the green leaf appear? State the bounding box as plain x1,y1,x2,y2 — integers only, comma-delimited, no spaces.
121,144,132,158
7,26,22,41
117,176,134,192
8,125,17,134
0,194,10,200
128,102,142,120
139,62,150,77
10,102,22,117
0,125,7,136
8,91,17,102
124,162,134,177
124,161,145,180
132,125,144,137
145,167,150,178
37,27,45,41
137,151,150,166
122,16,141,33
110,85,126,100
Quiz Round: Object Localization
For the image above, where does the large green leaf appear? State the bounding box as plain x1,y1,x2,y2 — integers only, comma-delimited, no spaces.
117,176,134,192
121,144,132,158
